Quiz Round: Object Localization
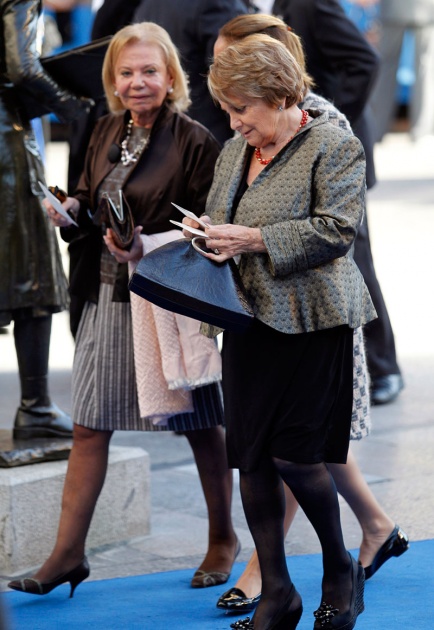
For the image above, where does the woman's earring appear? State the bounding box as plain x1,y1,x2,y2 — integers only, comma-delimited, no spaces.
167,86,174,94
278,105,284,111
114,90,119,97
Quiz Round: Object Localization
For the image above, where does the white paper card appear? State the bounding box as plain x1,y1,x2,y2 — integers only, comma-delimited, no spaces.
169,219,209,238
171,202,209,229
38,181,78,227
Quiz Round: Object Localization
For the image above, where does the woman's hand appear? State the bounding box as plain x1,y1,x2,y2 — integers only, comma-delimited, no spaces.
43,196,79,228
202,224,267,261
181,215,212,238
103,226,144,263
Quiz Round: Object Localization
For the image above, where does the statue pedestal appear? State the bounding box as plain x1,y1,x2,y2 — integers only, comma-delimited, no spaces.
0,430,73,468
0,444,150,575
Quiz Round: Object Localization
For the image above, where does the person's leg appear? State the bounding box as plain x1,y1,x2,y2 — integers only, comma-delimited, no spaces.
370,23,406,142
329,448,396,567
13,314,73,438
32,425,113,582
237,457,302,629
274,458,354,615
353,213,403,404
410,24,434,140
227,483,299,600
184,426,239,581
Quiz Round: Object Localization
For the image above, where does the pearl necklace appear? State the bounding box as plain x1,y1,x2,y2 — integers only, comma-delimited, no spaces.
121,119,149,166
254,109,309,166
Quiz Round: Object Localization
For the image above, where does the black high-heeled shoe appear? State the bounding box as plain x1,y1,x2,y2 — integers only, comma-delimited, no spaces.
230,583,303,629
363,525,409,580
217,587,261,612
8,557,90,598
313,555,364,630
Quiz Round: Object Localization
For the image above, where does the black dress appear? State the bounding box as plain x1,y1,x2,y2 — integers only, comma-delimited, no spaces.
221,159,354,472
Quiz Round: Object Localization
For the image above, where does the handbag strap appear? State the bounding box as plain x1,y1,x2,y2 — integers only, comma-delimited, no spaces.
191,237,208,255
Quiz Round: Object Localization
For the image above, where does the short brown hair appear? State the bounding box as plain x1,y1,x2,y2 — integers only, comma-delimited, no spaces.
102,22,191,114
208,34,307,108
217,14,314,94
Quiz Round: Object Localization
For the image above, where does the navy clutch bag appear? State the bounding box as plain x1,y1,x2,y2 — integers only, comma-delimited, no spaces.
129,238,254,333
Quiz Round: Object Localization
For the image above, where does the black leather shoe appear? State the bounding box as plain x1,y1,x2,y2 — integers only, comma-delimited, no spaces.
363,525,409,580
217,587,261,612
230,584,302,630
371,374,404,405
13,404,73,440
313,555,364,630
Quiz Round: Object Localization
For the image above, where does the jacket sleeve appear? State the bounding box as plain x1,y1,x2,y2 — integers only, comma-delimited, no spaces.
59,116,105,243
314,0,379,122
309,0,379,122
180,126,221,213
3,0,91,121
261,134,366,277
274,0,380,125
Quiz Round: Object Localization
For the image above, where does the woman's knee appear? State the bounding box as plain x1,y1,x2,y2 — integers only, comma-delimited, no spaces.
272,456,322,481
72,424,112,449
185,426,223,448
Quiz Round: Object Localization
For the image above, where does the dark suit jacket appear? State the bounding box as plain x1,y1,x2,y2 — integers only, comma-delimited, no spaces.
91,0,141,38
133,0,248,145
273,0,379,188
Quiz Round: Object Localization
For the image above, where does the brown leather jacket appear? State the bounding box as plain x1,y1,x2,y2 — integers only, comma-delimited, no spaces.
62,105,221,336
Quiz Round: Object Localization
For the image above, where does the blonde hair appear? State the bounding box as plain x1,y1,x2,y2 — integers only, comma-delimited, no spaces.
217,13,314,94
208,34,307,109
102,22,191,114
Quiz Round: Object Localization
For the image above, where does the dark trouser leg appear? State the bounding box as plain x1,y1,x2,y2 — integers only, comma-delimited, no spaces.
13,315,73,439
353,214,400,379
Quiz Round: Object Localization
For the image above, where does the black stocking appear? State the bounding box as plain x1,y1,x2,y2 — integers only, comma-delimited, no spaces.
239,457,297,628
273,457,352,611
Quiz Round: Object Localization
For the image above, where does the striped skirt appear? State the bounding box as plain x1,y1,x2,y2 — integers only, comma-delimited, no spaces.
72,282,223,432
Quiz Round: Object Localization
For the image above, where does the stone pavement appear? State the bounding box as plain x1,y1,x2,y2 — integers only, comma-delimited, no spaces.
0,131,433,585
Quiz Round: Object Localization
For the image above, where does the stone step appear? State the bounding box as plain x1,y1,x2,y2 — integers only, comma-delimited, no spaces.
0,446,150,575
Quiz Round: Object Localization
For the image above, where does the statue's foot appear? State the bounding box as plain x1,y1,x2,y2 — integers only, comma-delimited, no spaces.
13,404,73,440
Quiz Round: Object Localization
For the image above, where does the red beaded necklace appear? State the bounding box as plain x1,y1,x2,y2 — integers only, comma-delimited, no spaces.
254,109,309,166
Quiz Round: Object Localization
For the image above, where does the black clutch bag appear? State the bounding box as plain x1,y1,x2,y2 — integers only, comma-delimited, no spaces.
93,190,135,250
129,238,254,333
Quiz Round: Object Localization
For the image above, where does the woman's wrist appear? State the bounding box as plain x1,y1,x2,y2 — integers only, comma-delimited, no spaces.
250,227,267,253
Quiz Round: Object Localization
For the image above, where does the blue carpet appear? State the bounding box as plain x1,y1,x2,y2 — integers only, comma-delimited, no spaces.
2,540,433,629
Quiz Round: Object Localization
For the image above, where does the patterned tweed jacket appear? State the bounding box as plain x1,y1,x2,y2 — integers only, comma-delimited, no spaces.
205,110,377,335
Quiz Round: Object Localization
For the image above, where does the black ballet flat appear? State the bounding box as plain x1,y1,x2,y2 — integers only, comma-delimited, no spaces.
313,555,364,629
8,557,90,598
230,583,302,629
217,587,261,612
363,525,409,580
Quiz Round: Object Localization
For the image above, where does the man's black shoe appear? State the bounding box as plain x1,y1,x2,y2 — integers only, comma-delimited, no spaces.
371,374,404,405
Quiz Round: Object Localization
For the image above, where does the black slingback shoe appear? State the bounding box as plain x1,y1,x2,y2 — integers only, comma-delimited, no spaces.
230,583,302,629
313,555,364,630
217,587,261,612
8,558,90,598
363,525,409,580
